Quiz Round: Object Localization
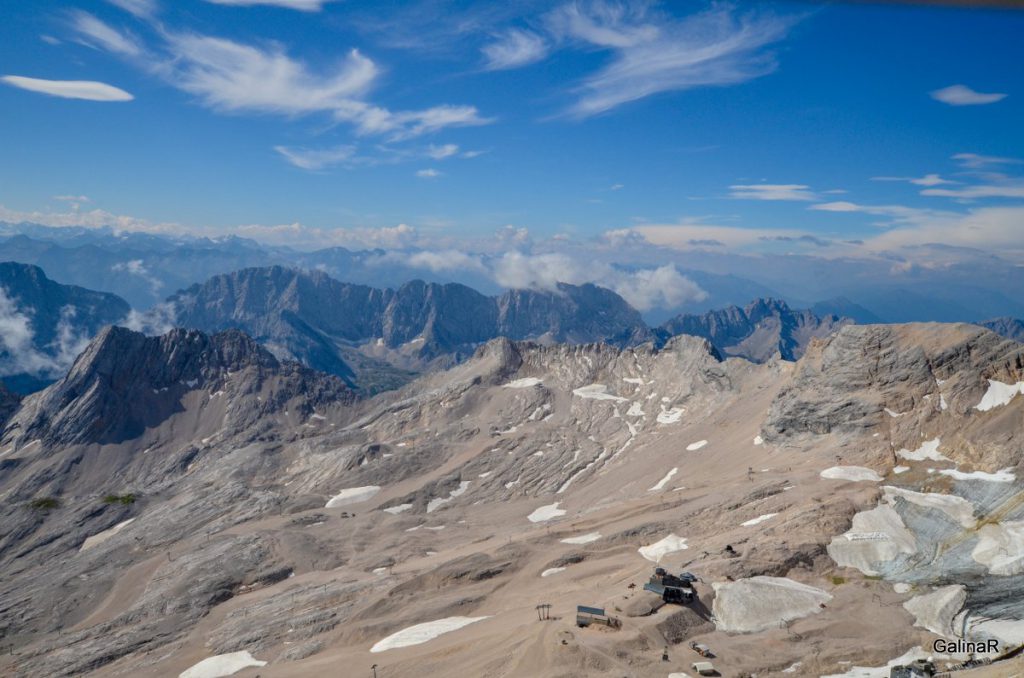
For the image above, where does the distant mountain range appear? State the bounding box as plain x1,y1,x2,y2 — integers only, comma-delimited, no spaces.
658,297,854,361
979,317,1024,343
1,253,1021,397
7,221,1024,325
163,266,651,392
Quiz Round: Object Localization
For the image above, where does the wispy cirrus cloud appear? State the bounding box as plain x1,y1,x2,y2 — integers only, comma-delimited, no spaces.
274,144,356,170
952,152,1020,169
482,29,549,70
0,75,133,101
68,13,492,142
70,10,143,56
203,0,341,10
921,180,1024,200
930,84,1006,106
549,2,798,117
729,183,817,201
106,0,159,19
426,143,460,159
871,173,955,187
416,168,441,179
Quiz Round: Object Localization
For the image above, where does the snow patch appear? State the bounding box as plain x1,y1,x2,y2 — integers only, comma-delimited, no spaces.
821,647,944,678
80,518,136,552
827,505,917,576
897,438,948,462
939,467,1015,483
685,440,707,451
528,502,566,523
972,521,1024,575
741,513,778,527
623,377,645,385
883,486,977,529
711,576,831,634
820,466,883,482
560,532,601,545
370,616,491,653
383,503,413,515
975,379,1024,411
638,534,688,563
541,567,566,577
657,407,684,424
572,384,626,402
648,468,678,492
902,585,966,638
626,401,645,417
892,466,910,474
504,377,542,389
326,486,380,508
427,481,470,513
753,435,763,445
178,651,267,678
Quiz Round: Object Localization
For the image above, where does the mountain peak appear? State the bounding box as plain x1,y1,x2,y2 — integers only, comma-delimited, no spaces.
4,325,352,447
660,296,853,362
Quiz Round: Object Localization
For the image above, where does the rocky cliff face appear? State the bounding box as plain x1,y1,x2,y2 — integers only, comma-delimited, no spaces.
0,262,130,392
3,325,354,449
165,267,652,392
659,297,852,362
764,323,1024,461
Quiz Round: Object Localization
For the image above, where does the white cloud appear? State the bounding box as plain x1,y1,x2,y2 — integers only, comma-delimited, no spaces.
633,223,825,251
54,194,91,203
0,288,55,376
416,168,441,178
864,206,1024,256
729,183,816,201
921,180,1024,200
930,84,1006,106
111,259,163,296
426,143,460,159
612,265,708,310
70,10,143,56
810,201,957,225
610,183,624,191
234,222,420,249
0,75,133,102
482,29,549,70
107,0,159,19
492,251,706,310
0,292,89,378
274,144,355,170
121,302,177,335
405,250,487,273
69,14,492,140
872,174,955,187
551,3,797,117
203,0,341,10
953,153,1020,169
162,34,376,114
51,306,92,372
40,35,61,46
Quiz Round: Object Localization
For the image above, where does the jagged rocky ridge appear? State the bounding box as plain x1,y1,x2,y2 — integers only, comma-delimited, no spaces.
659,296,853,361
162,266,652,392
162,267,858,393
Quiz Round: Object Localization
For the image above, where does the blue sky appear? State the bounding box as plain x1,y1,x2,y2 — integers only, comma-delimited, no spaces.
1,0,1022,264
